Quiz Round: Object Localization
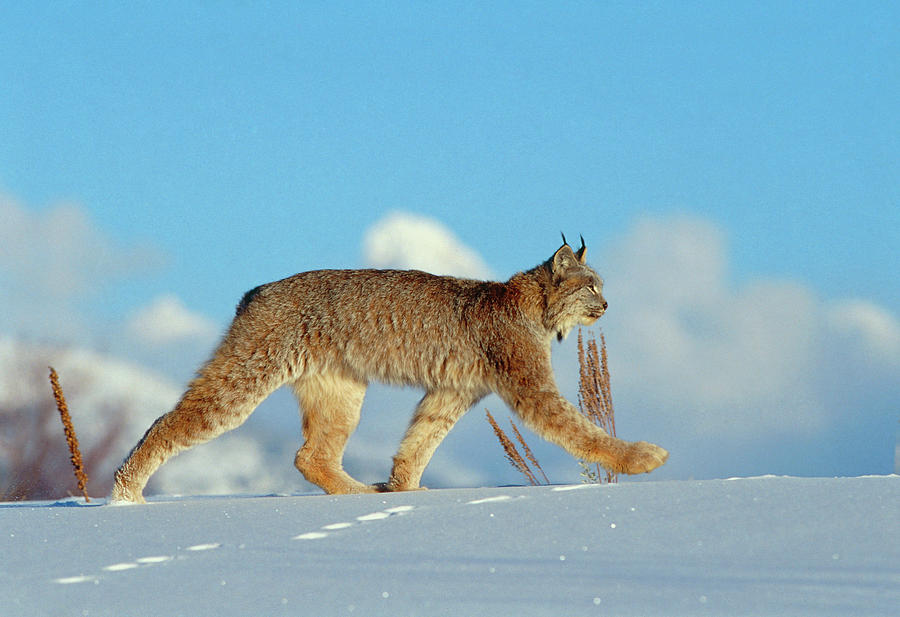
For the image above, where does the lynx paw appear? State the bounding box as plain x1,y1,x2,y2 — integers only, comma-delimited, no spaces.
619,441,669,475
374,482,428,493
109,483,146,505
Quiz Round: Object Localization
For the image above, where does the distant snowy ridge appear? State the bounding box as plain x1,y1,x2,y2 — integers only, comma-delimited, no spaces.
0,337,298,497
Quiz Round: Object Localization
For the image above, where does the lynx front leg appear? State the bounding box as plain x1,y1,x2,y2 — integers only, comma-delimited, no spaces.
506,389,668,475
387,389,476,491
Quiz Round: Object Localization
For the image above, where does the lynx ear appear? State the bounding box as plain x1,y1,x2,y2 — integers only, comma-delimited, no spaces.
551,243,580,279
575,235,587,264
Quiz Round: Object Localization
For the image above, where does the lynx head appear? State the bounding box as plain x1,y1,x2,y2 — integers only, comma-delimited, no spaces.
543,235,607,342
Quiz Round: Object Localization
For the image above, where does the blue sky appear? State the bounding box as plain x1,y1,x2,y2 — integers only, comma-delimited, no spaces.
2,3,898,483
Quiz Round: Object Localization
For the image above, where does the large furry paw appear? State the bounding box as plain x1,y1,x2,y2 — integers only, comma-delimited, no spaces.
109,483,146,505
619,441,669,475
373,481,428,493
320,480,380,495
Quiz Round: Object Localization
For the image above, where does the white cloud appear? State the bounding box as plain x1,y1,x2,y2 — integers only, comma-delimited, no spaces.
604,216,729,310
126,294,219,347
363,211,493,279
0,193,162,343
827,299,900,361
594,215,900,477
0,194,160,298
0,192,217,372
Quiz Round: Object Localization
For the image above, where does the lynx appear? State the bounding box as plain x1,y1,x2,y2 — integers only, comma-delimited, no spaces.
111,238,667,503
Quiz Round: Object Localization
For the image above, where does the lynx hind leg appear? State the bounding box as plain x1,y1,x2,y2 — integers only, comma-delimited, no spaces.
387,389,476,492
507,390,668,475
293,373,377,495
111,370,275,504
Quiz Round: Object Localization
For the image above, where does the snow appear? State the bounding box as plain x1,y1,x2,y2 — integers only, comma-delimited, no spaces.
2,476,897,616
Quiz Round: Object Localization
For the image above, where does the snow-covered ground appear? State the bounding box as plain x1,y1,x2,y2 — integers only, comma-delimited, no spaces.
2,476,897,617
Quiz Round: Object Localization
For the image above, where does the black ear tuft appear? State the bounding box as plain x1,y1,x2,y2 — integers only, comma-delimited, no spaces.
575,235,587,264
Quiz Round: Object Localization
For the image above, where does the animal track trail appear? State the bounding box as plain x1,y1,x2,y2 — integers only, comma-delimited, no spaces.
52,489,564,585
292,505,415,541
54,504,418,583
291,492,538,543
53,543,221,585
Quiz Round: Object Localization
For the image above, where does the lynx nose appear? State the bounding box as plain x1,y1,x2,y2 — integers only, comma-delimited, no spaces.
602,300,608,310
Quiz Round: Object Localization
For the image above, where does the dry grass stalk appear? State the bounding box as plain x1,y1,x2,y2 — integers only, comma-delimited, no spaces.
486,328,618,485
507,418,550,484
485,410,542,485
577,330,617,484
2,350,125,501
49,367,90,502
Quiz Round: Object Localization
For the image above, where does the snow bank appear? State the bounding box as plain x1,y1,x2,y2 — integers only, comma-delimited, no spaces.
2,476,897,616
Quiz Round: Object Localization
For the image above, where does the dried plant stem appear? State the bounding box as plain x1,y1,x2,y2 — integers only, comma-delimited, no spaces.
508,419,550,484
487,327,618,486
577,330,617,484
49,367,90,502
485,410,540,486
